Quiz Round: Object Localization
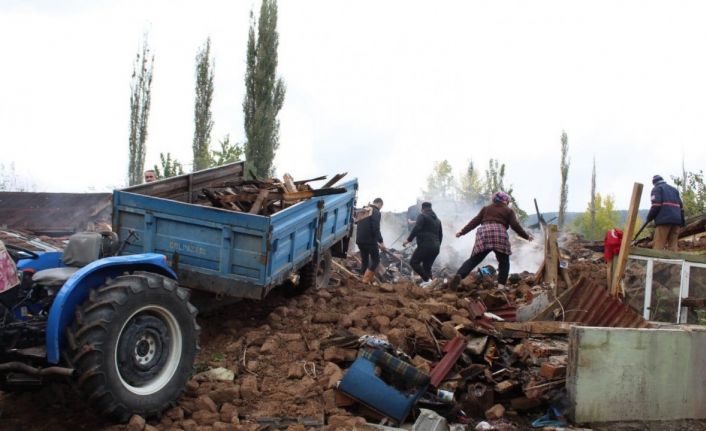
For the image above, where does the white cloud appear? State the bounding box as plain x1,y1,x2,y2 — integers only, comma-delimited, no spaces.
1,0,705,215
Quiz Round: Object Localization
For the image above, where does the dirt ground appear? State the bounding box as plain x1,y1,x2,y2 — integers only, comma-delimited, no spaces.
1,253,705,431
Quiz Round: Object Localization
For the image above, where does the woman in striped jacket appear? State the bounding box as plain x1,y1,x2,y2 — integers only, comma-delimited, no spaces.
449,191,533,290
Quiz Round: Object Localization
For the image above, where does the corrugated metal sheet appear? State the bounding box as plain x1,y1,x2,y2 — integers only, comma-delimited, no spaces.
557,278,649,328
429,336,466,387
0,228,64,251
0,192,111,235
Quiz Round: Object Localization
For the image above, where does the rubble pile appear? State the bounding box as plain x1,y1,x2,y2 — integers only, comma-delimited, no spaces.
129,267,569,431
197,172,347,216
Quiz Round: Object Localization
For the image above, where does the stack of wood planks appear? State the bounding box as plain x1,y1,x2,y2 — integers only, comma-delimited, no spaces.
199,172,348,215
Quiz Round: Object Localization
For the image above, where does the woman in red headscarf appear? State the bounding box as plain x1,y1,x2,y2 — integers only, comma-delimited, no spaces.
450,191,533,290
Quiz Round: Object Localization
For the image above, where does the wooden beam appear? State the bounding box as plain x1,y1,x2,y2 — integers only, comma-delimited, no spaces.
628,246,706,264
249,189,270,214
531,278,581,322
493,321,573,335
611,182,643,296
545,225,559,293
321,172,347,189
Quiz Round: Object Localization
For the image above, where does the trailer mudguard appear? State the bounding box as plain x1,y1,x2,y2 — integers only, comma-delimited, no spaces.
46,253,176,364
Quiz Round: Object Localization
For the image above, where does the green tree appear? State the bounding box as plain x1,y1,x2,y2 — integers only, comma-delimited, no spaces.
558,131,570,228
243,0,286,178
572,192,620,240
425,160,455,200
128,34,154,186
210,135,244,166
457,159,483,206
154,152,184,180
483,158,527,220
193,37,215,172
673,169,706,218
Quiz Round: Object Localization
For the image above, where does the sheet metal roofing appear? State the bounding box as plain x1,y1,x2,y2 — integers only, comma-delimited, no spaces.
0,192,111,236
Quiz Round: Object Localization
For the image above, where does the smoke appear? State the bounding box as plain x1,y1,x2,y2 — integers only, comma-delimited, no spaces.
380,199,543,275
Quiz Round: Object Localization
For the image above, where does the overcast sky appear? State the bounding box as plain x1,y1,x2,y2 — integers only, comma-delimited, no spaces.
2,0,706,214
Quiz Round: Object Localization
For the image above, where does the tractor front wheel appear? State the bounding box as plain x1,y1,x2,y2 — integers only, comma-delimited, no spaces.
67,272,199,422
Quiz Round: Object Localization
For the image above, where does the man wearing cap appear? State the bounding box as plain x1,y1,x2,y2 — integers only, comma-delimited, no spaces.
403,202,442,287
646,175,684,251
449,191,533,291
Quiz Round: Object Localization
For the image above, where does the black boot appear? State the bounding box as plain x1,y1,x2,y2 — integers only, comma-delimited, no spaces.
449,274,461,291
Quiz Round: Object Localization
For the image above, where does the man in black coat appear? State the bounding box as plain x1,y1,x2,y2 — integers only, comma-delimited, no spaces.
403,202,442,287
356,198,385,283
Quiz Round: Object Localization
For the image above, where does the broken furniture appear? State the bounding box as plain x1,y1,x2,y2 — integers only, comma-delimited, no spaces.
337,348,430,423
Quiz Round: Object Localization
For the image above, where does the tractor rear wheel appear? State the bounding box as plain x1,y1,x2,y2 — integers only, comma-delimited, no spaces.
298,250,332,291
67,272,199,422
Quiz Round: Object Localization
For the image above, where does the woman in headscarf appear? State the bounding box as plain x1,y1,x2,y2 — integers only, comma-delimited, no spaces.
449,191,533,290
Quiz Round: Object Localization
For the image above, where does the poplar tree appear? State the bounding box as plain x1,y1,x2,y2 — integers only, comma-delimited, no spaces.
243,0,286,178
128,35,154,185
558,131,570,228
590,157,597,233
193,38,215,171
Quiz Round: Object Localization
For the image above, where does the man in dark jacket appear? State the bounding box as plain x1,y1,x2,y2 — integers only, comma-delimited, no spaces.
403,202,442,287
356,198,385,284
406,199,422,232
646,175,684,251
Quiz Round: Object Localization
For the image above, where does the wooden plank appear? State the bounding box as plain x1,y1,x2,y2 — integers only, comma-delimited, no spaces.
531,278,581,322
628,246,706,264
321,172,347,189
611,183,643,296
331,260,359,279
249,189,270,214
545,225,559,293
493,321,573,335
294,175,327,185
560,267,573,290
282,173,298,193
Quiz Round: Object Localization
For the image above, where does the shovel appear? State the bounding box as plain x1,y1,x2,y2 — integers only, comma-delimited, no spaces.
631,221,650,245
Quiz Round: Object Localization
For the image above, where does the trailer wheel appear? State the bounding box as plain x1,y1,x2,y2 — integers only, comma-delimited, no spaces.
298,250,332,291
67,272,199,422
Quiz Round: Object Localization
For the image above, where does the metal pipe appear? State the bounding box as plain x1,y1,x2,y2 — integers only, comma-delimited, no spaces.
0,361,74,377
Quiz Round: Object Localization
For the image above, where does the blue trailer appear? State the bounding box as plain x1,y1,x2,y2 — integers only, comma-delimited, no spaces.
0,161,357,422
113,161,357,298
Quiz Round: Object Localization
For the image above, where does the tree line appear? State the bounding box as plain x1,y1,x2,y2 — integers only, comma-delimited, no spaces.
424,133,706,240
127,0,284,185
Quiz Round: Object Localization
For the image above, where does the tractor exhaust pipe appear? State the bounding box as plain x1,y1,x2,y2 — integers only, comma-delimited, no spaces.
0,361,74,377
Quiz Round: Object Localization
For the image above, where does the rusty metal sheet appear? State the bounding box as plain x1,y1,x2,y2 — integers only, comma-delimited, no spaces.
560,278,648,328
0,228,64,251
0,192,111,236
429,336,466,387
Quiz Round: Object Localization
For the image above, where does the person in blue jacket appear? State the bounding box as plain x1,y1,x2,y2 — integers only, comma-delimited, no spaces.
646,175,684,251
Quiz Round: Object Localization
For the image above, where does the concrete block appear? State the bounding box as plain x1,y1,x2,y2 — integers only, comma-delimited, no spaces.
568,325,706,423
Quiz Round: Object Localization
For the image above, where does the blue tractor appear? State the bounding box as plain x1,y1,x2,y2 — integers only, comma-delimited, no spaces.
0,161,358,422
1,233,199,422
